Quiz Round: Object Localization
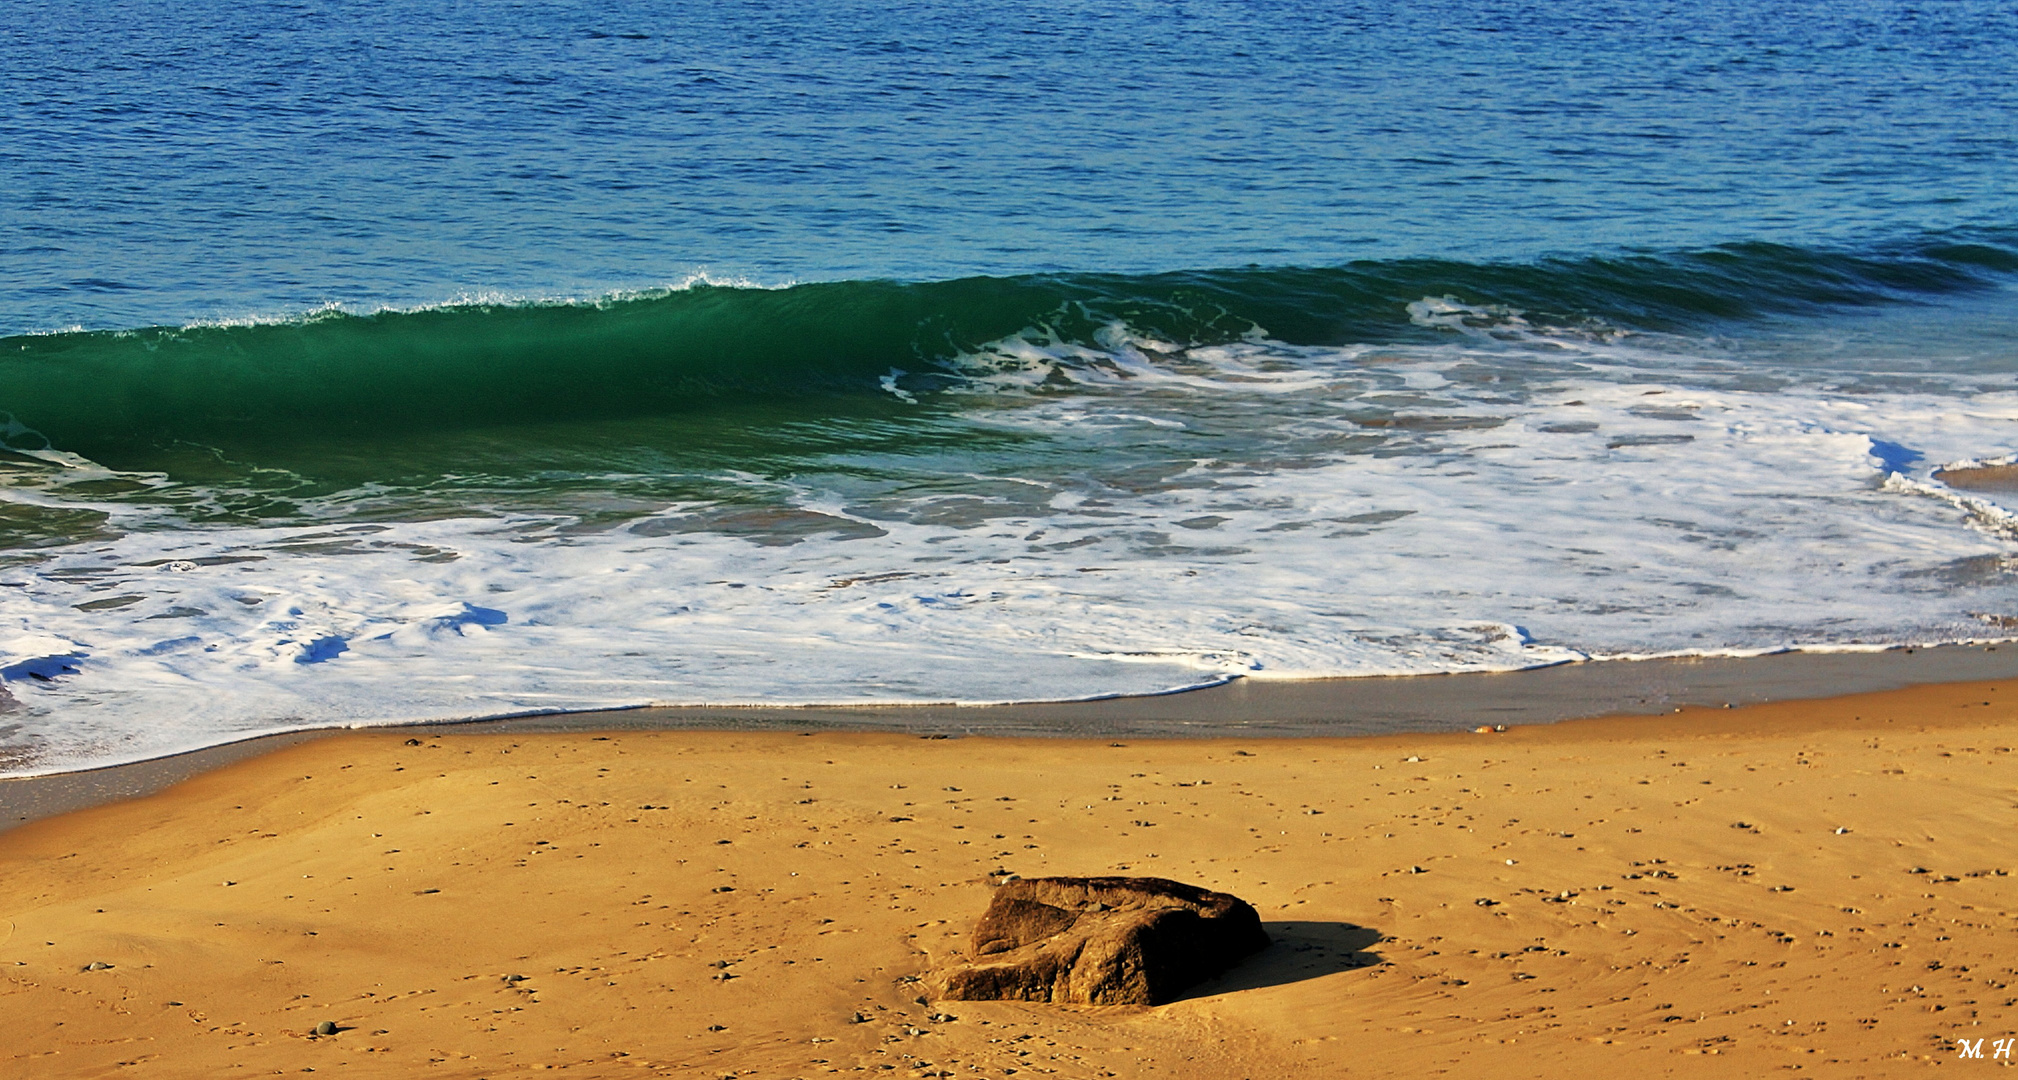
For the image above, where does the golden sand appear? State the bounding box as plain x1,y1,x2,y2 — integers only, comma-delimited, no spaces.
4,680,2016,1077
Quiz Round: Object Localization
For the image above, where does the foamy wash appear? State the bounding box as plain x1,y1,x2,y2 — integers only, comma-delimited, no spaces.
2,1,2016,772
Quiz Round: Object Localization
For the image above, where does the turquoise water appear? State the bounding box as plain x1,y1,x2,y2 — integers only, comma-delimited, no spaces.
2,1,2017,773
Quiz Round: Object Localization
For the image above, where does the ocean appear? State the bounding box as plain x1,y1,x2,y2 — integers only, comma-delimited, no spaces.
2,0,2016,775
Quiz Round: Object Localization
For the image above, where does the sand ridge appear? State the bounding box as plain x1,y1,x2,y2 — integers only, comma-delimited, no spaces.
3,680,2016,1077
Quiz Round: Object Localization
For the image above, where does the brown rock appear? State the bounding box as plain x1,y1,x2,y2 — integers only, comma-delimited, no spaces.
935,876,1269,1005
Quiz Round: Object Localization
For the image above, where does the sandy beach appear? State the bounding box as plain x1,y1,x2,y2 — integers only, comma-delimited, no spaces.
9,3,2017,1078
4,677,2015,1077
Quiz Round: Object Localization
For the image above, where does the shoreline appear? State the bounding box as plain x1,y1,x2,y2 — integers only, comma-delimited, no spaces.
5,641,2013,834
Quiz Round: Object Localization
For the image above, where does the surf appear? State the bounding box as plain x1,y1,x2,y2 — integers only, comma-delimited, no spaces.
3,232,2011,473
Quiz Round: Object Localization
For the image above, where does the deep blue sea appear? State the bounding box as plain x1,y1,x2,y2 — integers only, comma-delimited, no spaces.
2,0,2017,773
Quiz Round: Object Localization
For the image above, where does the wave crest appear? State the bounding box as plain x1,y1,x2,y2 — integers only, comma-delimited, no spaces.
0,231,2010,464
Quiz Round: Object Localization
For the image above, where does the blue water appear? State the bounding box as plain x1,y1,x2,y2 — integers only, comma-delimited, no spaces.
5,0,2015,333
3,0,2018,774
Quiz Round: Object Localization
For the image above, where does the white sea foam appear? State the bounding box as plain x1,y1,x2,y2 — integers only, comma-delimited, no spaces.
2,317,2016,775
142,273,802,334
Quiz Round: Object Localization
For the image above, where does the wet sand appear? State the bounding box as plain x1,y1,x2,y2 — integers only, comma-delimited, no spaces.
4,675,2015,1077
1934,464,2018,492
8,643,2014,833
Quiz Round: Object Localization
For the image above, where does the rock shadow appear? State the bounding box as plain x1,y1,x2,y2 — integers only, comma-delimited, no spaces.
1175,919,1384,1000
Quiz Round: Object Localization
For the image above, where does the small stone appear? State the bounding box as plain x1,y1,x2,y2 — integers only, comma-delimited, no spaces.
85,961,112,971
313,1020,337,1036
404,738,421,746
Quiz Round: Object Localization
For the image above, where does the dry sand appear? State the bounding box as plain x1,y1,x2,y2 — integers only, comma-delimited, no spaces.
4,679,2016,1077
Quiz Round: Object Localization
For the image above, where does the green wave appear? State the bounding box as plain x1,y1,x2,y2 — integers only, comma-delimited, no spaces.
4,231,2012,465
